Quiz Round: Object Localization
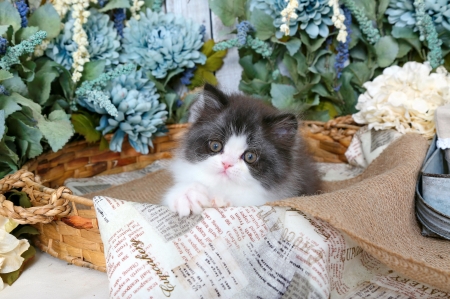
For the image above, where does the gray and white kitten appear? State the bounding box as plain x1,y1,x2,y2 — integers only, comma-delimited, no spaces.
162,84,321,216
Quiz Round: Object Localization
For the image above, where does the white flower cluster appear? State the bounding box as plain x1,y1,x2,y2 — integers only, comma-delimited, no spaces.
328,0,347,42
34,39,50,57
280,0,299,36
51,0,71,17
130,0,145,20
70,0,97,82
0,216,30,291
353,62,450,139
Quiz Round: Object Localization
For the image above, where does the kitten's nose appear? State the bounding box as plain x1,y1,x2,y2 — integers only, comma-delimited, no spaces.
222,162,232,170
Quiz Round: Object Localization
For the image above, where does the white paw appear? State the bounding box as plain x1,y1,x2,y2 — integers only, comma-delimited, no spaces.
210,197,230,208
163,183,211,217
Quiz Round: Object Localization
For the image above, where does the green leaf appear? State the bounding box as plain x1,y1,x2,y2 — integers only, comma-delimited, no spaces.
391,26,417,39
354,0,376,21
374,36,399,67
0,245,36,286
164,69,184,86
12,225,40,238
59,67,75,100
22,244,36,260
293,51,308,77
251,9,275,41
28,69,59,105
377,0,390,20
0,110,4,139
1,74,28,97
8,92,42,114
338,72,358,115
0,95,21,117
28,4,61,39
99,0,131,12
239,55,256,79
285,38,301,56
18,61,37,82
0,25,9,36
0,69,13,81
71,113,102,143
396,40,412,58
7,110,43,159
99,136,109,151
164,93,177,120
349,43,368,61
300,31,326,53
270,83,297,110
81,60,106,81
0,1,21,33
7,190,31,208
282,53,298,85
208,0,246,27
344,62,371,87
15,26,39,42
0,140,19,177
35,110,74,152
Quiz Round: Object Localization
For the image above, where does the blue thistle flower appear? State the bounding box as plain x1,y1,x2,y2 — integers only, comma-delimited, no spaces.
46,8,120,70
236,21,254,45
120,9,206,79
0,37,7,55
95,70,168,154
334,6,352,83
114,9,126,38
180,66,196,85
15,0,29,28
252,0,333,39
98,0,107,7
199,24,206,41
0,85,9,96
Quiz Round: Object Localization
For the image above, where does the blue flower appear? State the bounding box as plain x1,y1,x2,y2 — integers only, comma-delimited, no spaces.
252,0,333,39
46,8,120,70
15,0,29,28
334,6,352,83
0,85,9,96
92,70,168,154
114,9,126,38
0,37,7,55
120,9,206,79
386,0,450,31
180,66,196,85
237,21,255,45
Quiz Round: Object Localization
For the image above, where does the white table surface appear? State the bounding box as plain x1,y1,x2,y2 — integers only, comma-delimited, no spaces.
2,250,110,299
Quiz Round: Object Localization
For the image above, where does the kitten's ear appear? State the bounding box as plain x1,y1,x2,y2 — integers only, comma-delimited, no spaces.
265,114,298,145
188,84,228,123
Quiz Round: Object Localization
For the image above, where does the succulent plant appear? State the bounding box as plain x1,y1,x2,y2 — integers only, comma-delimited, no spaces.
120,9,206,79
252,0,333,39
46,8,121,70
93,70,168,154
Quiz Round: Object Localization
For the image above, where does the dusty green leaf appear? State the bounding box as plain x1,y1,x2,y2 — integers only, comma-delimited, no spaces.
28,69,59,105
99,0,130,12
28,4,61,39
270,83,297,110
208,0,246,26
0,1,21,32
374,36,399,67
285,38,301,56
0,95,21,117
81,60,106,81
0,70,13,81
71,113,102,143
12,225,40,238
35,110,74,152
251,9,275,41
1,74,28,97
7,190,31,208
7,111,43,159
15,26,39,42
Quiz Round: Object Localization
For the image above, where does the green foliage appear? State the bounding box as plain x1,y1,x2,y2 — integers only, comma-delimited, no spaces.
28,4,61,39
71,112,102,143
208,0,246,27
0,246,36,286
189,40,227,89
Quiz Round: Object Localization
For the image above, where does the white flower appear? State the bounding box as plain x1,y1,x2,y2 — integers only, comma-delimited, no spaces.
130,0,145,20
279,0,299,36
0,216,30,291
353,61,450,139
328,0,347,43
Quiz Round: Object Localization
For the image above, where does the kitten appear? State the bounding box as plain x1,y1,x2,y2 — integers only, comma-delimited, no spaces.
162,84,321,216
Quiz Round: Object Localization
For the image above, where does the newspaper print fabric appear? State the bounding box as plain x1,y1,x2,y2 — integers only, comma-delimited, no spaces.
93,197,449,299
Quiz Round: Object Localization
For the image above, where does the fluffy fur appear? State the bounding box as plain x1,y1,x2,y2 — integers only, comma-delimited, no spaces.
162,84,321,216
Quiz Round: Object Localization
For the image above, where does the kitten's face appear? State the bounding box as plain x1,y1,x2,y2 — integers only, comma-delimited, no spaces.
181,85,299,190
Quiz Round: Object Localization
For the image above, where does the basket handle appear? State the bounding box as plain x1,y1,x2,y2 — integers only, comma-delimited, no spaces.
0,169,72,225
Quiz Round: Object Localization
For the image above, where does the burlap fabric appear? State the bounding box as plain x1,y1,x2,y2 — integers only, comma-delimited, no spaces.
85,133,450,292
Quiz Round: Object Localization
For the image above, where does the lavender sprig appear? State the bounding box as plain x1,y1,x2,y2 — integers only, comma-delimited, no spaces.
180,67,196,85
0,85,9,96
114,9,126,38
15,0,29,28
334,6,352,86
236,21,254,46
0,37,7,55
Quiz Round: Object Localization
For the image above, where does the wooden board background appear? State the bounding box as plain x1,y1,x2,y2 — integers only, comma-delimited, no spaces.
165,0,243,93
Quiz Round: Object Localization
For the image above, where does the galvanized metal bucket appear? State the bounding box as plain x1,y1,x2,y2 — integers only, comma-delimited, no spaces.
416,135,450,240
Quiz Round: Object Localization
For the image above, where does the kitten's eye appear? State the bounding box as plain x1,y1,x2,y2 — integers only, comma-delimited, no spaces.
243,151,257,164
209,140,223,153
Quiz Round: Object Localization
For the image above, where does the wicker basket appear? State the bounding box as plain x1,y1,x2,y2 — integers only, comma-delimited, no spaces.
0,117,362,272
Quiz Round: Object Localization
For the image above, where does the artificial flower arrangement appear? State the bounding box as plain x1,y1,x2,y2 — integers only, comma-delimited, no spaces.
0,0,227,178
209,0,450,137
